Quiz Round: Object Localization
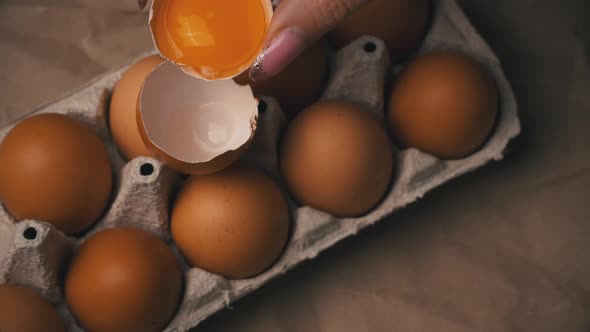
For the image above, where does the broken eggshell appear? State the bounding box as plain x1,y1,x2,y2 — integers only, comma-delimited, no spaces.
137,61,259,175
148,0,274,81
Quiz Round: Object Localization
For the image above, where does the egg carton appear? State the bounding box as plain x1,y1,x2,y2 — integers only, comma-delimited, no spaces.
0,0,520,331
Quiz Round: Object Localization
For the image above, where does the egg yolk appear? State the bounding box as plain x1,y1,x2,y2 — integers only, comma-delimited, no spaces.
151,0,268,80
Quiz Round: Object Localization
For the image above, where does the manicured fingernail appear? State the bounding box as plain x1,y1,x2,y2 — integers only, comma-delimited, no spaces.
139,0,147,9
250,27,307,81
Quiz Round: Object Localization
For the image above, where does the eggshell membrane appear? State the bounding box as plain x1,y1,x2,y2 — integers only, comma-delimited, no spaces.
0,113,113,235
171,163,290,279
234,40,329,118
65,227,183,332
280,101,394,218
387,50,499,159
137,61,258,175
0,285,65,332
328,0,432,63
148,0,273,81
109,54,164,160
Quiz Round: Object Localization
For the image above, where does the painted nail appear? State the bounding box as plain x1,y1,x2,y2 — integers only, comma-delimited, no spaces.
139,0,147,10
250,27,307,81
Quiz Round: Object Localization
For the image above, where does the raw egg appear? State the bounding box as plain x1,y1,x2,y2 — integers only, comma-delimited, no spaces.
137,61,259,175
0,114,112,236
387,50,499,159
234,40,329,118
65,227,183,332
109,54,164,160
0,285,65,332
328,0,431,63
149,0,273,80
171,164,290,279
280,101,394,218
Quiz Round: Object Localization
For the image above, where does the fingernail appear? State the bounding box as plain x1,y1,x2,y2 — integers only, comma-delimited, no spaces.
250,27,307,81
139,0,147,9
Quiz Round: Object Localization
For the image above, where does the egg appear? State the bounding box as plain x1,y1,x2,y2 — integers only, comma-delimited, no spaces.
149,0,273,80
234,40,329,118
109,54,164,160
387,50,499,159
171,164,290,279
65,227,183,332
280,101,394,218
328,0,431,63
0,114,113,235
137,61,259,175
0,285,65,332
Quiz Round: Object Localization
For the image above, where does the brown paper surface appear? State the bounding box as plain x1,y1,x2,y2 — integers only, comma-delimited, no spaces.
1,1,590,331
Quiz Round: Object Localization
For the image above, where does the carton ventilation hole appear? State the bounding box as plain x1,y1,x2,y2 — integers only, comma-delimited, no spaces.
363,42,377,53
23,227,38,240
257,99,268,114
140,163,154,176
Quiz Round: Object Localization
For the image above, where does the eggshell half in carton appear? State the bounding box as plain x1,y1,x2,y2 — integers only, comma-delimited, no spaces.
137,61,259,175
0,1,521,331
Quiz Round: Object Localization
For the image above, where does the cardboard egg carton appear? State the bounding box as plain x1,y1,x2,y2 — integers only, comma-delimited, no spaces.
0,0,520,331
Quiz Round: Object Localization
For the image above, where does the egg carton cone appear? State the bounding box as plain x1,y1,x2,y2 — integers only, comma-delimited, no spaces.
0,0,520,331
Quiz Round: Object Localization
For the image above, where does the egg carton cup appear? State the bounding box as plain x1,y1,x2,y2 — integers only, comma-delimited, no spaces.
0,0,520,331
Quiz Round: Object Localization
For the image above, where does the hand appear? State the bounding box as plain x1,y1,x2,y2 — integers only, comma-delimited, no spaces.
138,0,368,80
251,0,368,80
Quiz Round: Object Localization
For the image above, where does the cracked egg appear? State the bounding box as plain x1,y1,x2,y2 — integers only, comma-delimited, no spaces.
149,0,273,80
137,61,259,175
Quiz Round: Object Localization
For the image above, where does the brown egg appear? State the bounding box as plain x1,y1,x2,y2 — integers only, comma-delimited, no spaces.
280,101,394,217
328,0,431,63
234,41,329,118
387,50,499,159
171,164,290,279
109,54,164,160
65,227,183,332
0,113,113,235
0,285,65,332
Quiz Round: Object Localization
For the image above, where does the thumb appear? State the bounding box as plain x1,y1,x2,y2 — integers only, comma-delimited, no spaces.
250,0,368,81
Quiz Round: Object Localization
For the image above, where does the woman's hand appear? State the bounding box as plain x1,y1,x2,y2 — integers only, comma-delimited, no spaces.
139,0,368,80
250,0,368,80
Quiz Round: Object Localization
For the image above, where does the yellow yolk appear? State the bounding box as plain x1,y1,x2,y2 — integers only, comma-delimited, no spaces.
151,0,269,80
